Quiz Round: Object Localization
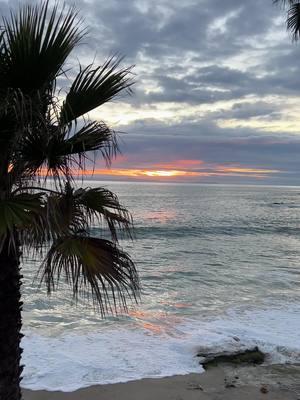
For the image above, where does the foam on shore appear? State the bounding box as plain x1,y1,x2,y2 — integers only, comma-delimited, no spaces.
21,304,300,392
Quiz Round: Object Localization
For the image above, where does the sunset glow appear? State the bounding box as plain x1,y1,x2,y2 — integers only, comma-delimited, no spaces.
37,161,280,181
219,167,280,174
143,170,197,177
79,164,279,180
82,168,203,178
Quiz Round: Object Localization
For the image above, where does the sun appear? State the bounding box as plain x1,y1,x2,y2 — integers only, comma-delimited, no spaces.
142,170,181,177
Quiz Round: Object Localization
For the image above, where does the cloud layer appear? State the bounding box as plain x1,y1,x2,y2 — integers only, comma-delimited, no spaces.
2,0,300,184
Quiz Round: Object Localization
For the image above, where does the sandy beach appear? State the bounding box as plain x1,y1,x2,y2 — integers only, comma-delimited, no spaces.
23,364,300,400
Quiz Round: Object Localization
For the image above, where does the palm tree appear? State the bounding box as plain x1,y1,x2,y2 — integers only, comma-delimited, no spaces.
273,0,300,40
0,2,140,399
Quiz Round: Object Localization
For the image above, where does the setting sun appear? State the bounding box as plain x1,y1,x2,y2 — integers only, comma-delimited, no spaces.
143,170,187,177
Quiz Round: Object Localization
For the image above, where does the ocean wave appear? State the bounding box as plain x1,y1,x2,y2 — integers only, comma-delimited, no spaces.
21,304,300,392
92,225,300,239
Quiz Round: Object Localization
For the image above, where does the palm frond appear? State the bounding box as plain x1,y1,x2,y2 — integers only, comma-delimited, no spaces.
11,120,118,179
60,57,134,125
74,187,133,241
0,193,44,249
40,235,140,316
2,1,83,91
62,121,119,166
0,30,7,77
273,0,298,7
20,183,133,246
18,186,82,249
274,0,300,40
45,184,85,235
0,1,139,318
10,123,64,178
287,3,300,40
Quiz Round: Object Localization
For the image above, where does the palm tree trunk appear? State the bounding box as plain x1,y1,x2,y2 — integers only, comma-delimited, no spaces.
0,239,23,400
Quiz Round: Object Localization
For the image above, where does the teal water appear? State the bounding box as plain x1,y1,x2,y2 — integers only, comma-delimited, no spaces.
21,183,300,391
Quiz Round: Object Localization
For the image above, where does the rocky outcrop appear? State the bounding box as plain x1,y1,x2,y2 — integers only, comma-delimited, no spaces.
197,346,265,370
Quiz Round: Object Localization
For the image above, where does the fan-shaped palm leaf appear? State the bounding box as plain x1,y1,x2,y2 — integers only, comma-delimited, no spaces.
60,57,134,125
74,187,133,241
2,1,83,92
40,236,139,316
0,1,139,394
273,0,298,6
287,3,300,40
274,0,300,40
61,120,118,166
11,120,118,179
0,193,43,248
20,184,133,247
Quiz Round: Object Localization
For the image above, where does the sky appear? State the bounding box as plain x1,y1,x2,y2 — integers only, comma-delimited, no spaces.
3,0,300,185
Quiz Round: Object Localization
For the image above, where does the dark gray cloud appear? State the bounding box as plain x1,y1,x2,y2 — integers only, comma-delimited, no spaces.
213,102,282,120
139,62,300,105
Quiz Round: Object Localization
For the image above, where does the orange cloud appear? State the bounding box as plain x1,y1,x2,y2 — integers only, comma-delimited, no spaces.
217,166,280,174
37,159,280,181
79,166,278,179
81,168,203,178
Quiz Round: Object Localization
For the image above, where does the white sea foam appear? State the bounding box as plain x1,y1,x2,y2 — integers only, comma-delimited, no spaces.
21,304,300,392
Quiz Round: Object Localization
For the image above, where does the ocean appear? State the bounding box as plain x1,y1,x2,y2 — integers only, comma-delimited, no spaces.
21,182,300,391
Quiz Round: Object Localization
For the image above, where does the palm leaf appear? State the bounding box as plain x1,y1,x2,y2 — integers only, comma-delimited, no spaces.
61,121,119,166
11,123,64,178
0,193,44,248
11,121,118,179
40,235,140,316
44,184,133,241
2,1,83,91
0,0,139,320
60,57,134,125
273,0,298,7
287,3,300,40
20,183,133,245
0,30,8,78
274,0,300,40
17,186,82,249
45,185,85,235
74,187,133,241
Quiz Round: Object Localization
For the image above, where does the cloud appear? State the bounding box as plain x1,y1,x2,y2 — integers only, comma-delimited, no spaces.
1,0,299,184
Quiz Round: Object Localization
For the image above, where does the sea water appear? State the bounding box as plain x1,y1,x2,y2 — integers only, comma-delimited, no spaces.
21,182,300,391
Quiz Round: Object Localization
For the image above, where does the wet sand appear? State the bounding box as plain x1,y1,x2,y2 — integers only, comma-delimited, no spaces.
23,364,300,400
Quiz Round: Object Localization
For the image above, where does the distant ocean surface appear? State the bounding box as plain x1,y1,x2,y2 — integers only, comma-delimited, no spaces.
21,182,300,391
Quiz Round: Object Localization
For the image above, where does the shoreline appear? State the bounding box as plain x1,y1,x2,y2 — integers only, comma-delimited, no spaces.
23,364,300,400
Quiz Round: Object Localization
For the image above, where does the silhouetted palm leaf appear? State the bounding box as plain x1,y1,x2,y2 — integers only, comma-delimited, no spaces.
40,236,139,316
0,2,138,395
11,121,118,179
287,3,300,40
60,57,134,125
62,121,118,166
274,0,300,40
19,184,133,258
73,187,133,241
0,1,138,315
1,1,83,91
273,0,298,6
0,193,43,249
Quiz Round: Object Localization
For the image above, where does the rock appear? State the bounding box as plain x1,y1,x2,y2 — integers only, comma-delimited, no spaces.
197,346,265,370
260,386,268,394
